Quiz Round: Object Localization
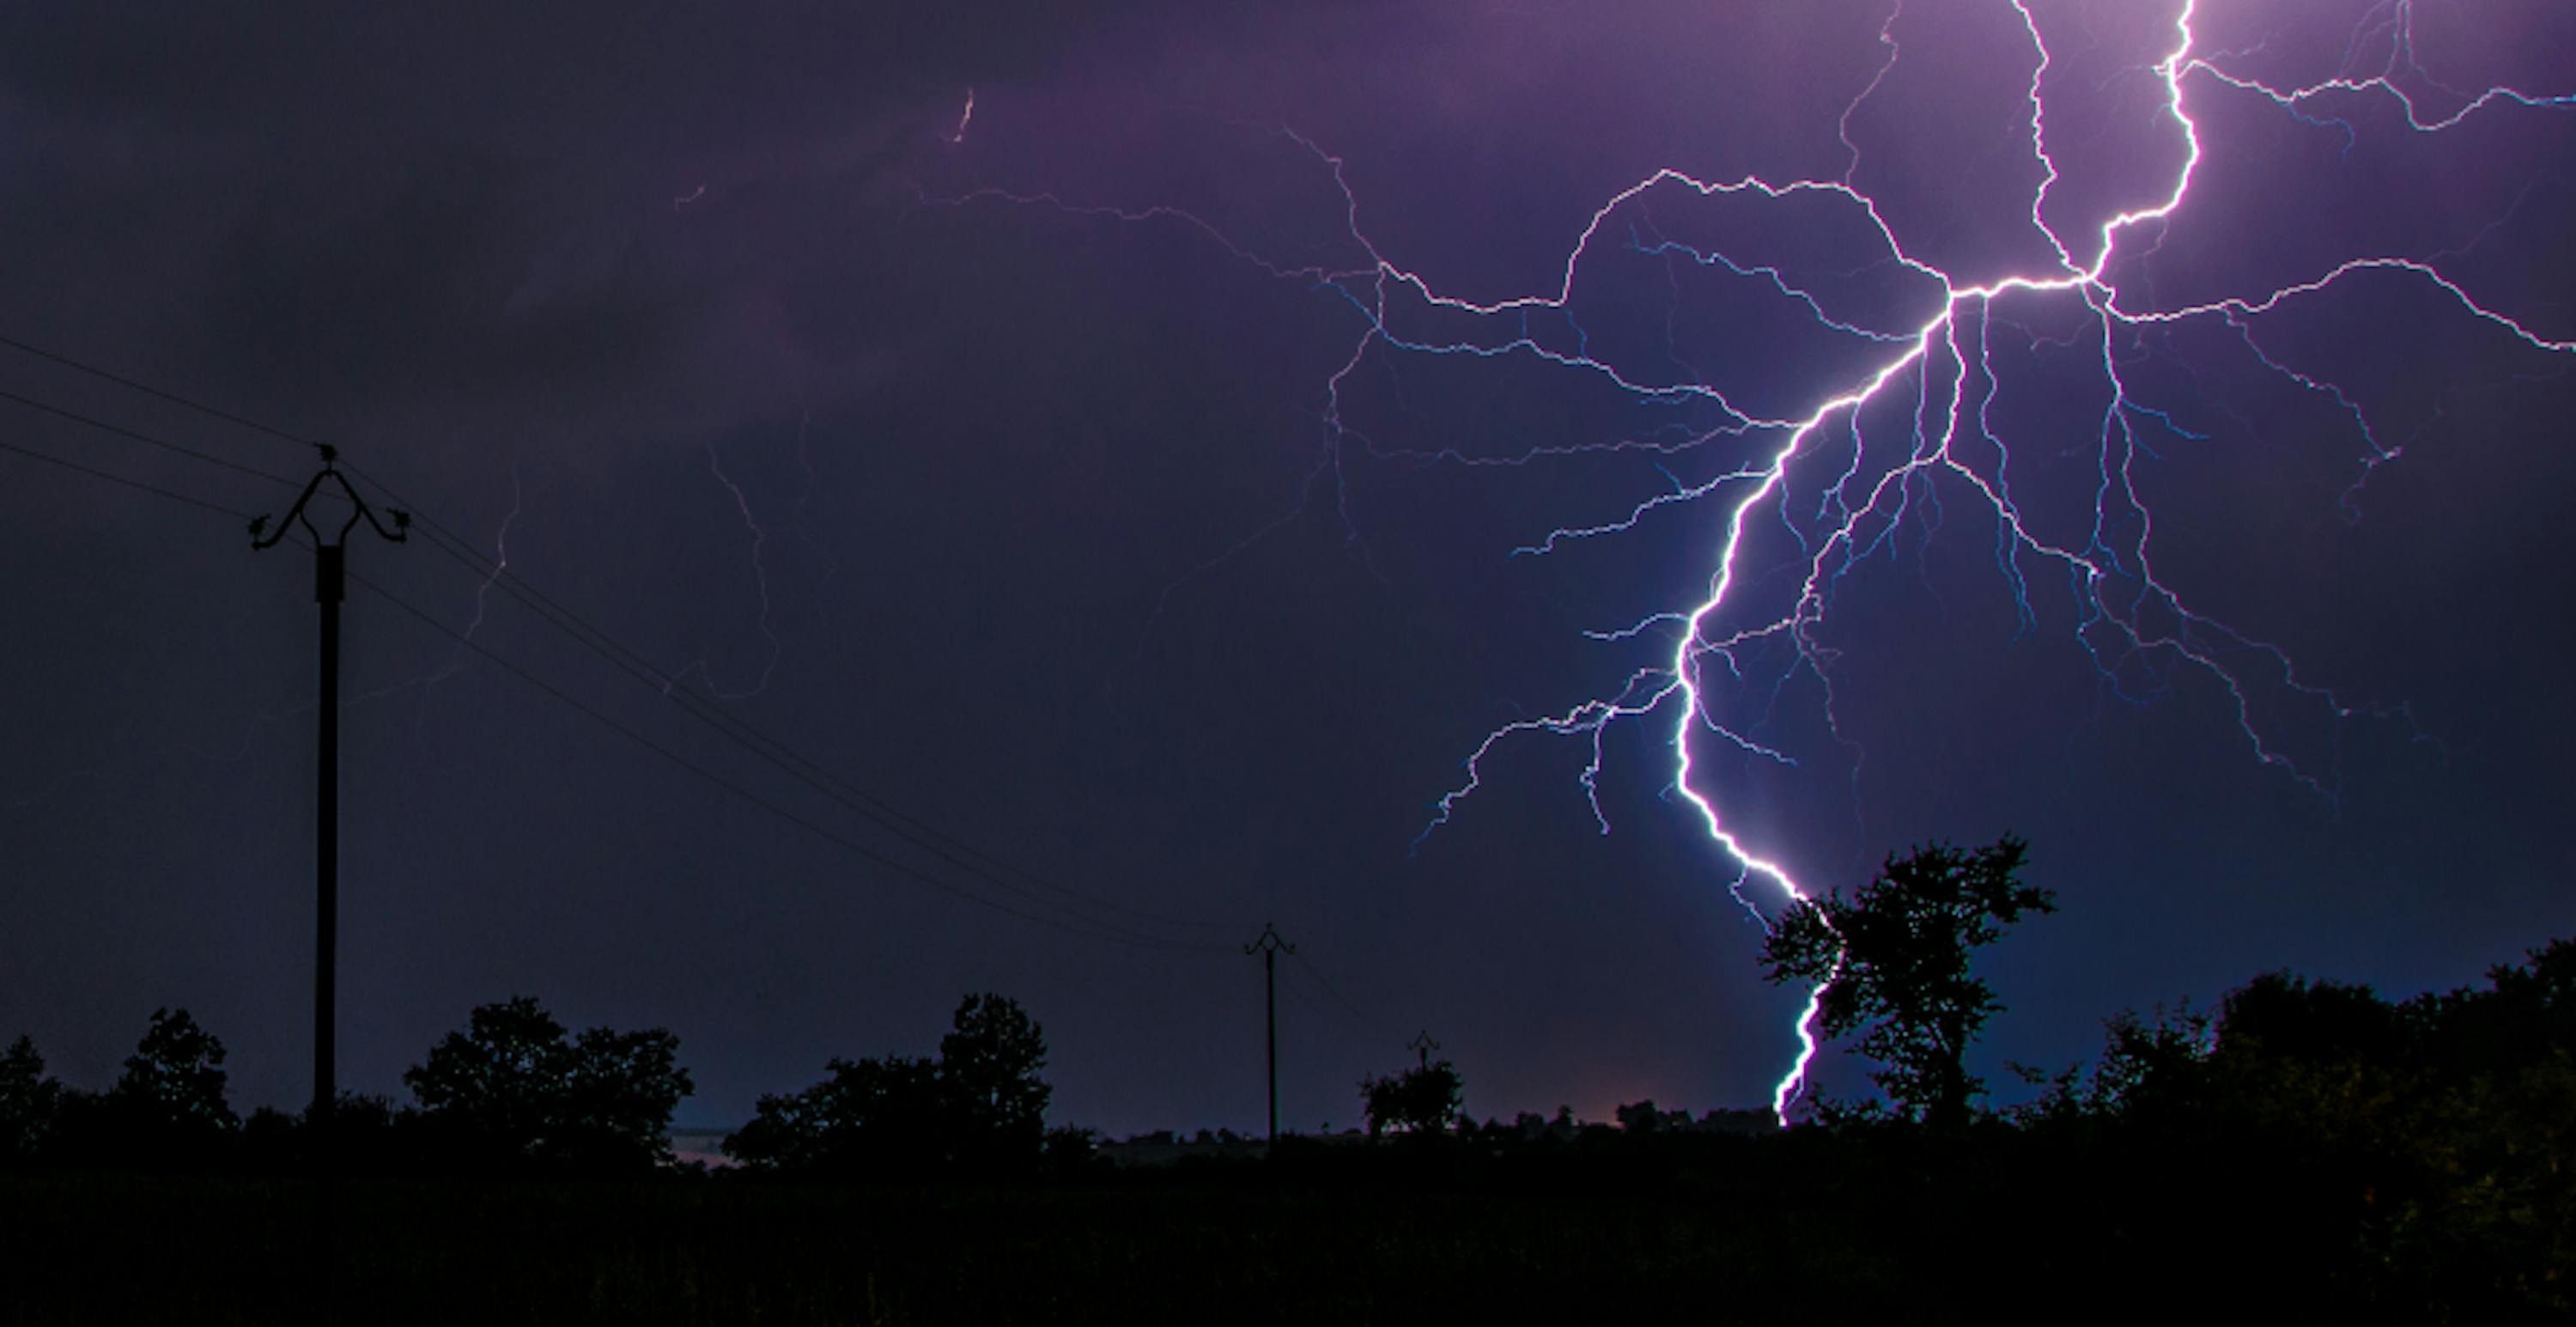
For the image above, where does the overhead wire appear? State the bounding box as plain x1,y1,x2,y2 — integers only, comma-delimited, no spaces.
0,435,264,521
392,514,1228,939
342,562,1230,952
0,406,1226,952
0,386,306,490
1288,948,1379,1031
0,331,1234,947
0,332,321,453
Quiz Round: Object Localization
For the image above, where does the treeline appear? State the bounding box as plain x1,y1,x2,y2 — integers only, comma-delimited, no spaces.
1315,838,2575,1318
723,991,1093,1179
1,997,692,1176
8,839,2572,1317
1989,945,2576,1315
0,990,1076,1182
1741,837,2573,1319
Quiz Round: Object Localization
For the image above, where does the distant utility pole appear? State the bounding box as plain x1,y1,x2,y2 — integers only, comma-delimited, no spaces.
1245,922,1295,1145
1409,1029,1440,1070
252,447,406,1123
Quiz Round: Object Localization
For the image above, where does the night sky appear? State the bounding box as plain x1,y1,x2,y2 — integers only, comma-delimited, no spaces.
3,0,2572,1137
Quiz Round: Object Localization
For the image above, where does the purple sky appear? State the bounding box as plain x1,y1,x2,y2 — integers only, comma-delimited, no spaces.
3,0,2572,1135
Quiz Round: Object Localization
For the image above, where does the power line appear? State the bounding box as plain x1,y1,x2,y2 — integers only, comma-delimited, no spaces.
0,368,1237,953
1289,948,1376,1029
0,331,322,459
343,563,1232,953
395,514,1224,939
0,435,262,520
0,386,306,490
0,329,1229,941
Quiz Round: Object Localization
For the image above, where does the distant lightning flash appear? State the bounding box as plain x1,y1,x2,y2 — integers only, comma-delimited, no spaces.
950,1,2573,1121
673,441,787,701
350,466,524,724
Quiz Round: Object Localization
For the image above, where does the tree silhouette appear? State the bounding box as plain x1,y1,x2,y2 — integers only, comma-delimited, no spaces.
2087,1002,2215,1112
406,997,563,1147
404,995,692,1172
939,992,1050,1163
1359,1060,1463,1136
726,1054,945,1175
1763,836,2055,1128
0,1035,61,1164
727,992,1053,1178
557,1025,696,1167
116,1007,238,1135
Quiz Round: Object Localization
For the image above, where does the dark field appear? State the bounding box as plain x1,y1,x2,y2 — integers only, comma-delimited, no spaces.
9,1171,1838,1325
0,1132,2436,1325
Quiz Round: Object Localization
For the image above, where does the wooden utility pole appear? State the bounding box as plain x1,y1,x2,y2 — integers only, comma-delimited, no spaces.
251,447,406,1124
1245,922,1295,1144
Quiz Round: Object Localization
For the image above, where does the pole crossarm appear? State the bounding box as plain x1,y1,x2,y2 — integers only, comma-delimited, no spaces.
1244,922,1296,959
249,447,409,553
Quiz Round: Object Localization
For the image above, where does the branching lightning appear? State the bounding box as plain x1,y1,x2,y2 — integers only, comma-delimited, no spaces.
946,0,2573,1121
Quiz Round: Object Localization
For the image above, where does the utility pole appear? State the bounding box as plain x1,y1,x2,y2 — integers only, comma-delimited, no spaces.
1245,922,1295,1145
1409,1029,1440,1070
252,447,406,1124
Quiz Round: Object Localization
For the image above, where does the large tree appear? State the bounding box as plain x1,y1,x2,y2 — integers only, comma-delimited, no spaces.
404,995,692,1172
1763,836,2055,1128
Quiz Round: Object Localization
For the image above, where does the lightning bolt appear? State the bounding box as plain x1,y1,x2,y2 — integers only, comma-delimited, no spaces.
671,440,787,701
941,0,2573,1122
349,465,525,726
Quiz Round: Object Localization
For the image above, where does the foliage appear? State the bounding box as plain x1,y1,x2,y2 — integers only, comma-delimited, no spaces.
2013,942,2576,1319
19,1008,246,1167
2191,953,2576,1318
726,1053,945,1175
1359,1059,1463,1136
558,1025,696,1165
406,997,567,1147
115,1007,239,1135
2083,1001,2215,1116
0,1036,62,1163
403,995,693,1172
2007,1001,2214,1126
1762,836,2054,1128
940,991,1052,1163
1042,1124,1100,1174
726,992,1053,1178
